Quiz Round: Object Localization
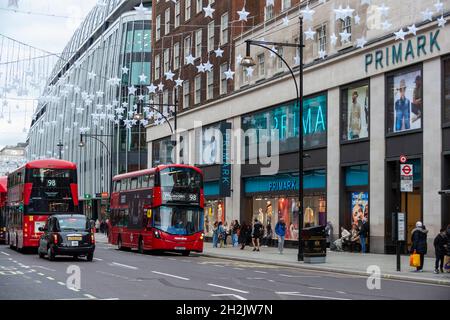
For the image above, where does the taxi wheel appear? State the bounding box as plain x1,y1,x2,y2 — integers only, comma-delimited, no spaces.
86,252,94,261
47,247,55,261
72,255,79,260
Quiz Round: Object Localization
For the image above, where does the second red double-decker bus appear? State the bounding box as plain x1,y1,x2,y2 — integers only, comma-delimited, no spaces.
0,176,7,244
109,165,204,256
6,159,79,251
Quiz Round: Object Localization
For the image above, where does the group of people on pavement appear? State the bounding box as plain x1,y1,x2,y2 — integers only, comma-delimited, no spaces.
212,220,241,248
331,218,369,253
91,218,109,235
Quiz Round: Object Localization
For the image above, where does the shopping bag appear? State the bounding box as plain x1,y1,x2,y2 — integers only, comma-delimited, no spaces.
444,255,450,271
409,251,421,268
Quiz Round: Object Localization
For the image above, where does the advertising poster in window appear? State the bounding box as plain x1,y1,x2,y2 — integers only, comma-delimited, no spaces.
350,192,369,227
342,85,369,141
303,94,327,148
387,69,422,133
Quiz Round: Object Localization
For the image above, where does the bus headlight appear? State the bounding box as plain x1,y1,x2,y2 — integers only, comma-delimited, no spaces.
200,233,204,240
153,230,161,239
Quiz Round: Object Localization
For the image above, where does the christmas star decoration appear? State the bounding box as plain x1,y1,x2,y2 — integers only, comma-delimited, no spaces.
236,54,243,64
437,16,447,27
185,54,195,65
134,2,150,17
334,6,346,21
175,78,184,87
128,85,137,95
147,84,157,93
214,47,224,57
421,8,433,22
318,50,327,60
434,1,444,13
157,82,165,91
300,6,315,22
269,46,278,58
356,37,368,49
122,102,129,108
197,64,206,73
382,20,392,31
354,15,361,25
76,107,84,114
165,70,175,81
204,61,213,72
237,7,250,22
224,68,235,80
245,67,254,77
339,30,351,43
203,4,215,19
330,33,338,46
138,95,145,101
139,73,148,83
378,3,390,18
96,91,104,98
394,28,407,41
121,66,129,74
304,28,316,40
282,16,289,26
87,72,96,80
294,55,300,65
408,24,418,35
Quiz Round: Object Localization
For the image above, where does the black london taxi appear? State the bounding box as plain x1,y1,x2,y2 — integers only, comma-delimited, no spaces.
38,214,95,261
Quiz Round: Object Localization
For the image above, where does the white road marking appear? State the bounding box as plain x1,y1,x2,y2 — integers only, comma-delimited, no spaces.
58,282,65,286
84,294,96,299
308,287,324,290
34,280,42,284
151,271,190,281
207,283,249,294
1,252,10,256
46,277,55,281
211,294,247,300
181,259,191,263
254,270,267,274
110,262,138,270
214,265,225,268
93,258,103,261
276,292,351,300
68,287,79,292
233,267,244,270
96,270,130,280
279,274,320,278
32,265,56,272
38,273,45,276
168,258,177,261
336,291,346,294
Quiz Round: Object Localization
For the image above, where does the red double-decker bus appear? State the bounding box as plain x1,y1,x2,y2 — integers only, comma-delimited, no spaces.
0,176,7,244
6,159,79,251
109,165,204,256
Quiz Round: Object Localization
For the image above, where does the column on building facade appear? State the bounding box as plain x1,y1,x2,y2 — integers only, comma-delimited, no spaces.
423,58,442,254
327,87,340,241
370,74,385,253
228,115,241,223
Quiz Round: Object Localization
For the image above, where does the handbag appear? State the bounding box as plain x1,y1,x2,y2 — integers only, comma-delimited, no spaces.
444,255,450,271
409,250,421,268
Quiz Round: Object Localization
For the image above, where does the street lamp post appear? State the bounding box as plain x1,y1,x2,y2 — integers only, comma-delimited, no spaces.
79,133,113,218
241,17,305,261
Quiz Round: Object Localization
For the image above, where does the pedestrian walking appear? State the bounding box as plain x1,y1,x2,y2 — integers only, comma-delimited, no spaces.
358,218,369,253
275,217,286,254
239,222,251,250
410,221,428,272
325,221,333,248
433,228,447,274
95,219,100,233
212,221,219,248
218,222,225,248
223,221,229,247
231,220,240,247
262,223,273,247
251,218,263,252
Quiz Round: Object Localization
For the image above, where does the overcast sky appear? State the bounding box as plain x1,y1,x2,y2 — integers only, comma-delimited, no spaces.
0,0,97,150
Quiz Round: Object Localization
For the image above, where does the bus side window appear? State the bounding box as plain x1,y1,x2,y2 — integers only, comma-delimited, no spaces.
149,175,154,188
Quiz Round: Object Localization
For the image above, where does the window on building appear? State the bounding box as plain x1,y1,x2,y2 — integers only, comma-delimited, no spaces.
340,17,352,42
163,89,169,106
163,49,170,73
185,0,191,21
156,15,161,41
175,1,181,28
220,63,228,95
194,75,201,104
316,24,327,52
174,42,180,70
207,21,215,52
155,54,160,80
195,29,202,58
164,8,170,35
277,47,284,70
282,0,291,11
444,57,450,124
341,82,370,141
265,4,274,20
183,80,190,109
196,0,202,14
184,36,192,57
220,13,228,45
207,68,214,100
258,53,265,77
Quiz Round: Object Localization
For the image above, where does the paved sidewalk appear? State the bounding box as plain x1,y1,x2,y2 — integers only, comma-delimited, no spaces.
201,243,450,286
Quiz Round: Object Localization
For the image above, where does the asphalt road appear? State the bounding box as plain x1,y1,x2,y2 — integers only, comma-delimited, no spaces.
0,242,449,300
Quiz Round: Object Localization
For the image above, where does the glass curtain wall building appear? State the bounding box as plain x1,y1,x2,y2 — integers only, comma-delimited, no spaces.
26,0,151,220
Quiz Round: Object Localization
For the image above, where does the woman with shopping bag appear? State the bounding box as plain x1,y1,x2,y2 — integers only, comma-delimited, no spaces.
410,221,428,272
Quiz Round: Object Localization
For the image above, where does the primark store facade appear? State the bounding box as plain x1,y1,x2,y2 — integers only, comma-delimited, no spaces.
27,0,152,220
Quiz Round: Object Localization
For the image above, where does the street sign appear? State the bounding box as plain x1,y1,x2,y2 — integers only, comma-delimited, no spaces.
400,164,413,192
397,212,405,241
400,155,407,164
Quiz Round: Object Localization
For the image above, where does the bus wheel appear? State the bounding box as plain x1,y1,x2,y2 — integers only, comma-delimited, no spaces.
117,236,123,251
138,238,145,254
47,247,55,261
182,251,190,257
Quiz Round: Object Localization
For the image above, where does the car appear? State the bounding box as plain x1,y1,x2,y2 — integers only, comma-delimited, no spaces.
38,214,95,261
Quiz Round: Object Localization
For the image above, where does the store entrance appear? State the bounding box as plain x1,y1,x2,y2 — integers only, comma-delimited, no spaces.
401,192,422,249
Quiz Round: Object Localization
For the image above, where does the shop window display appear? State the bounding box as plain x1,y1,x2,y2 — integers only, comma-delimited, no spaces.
204,199,225,237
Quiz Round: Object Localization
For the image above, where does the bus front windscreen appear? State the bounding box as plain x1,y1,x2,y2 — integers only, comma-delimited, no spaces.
27,168,76,214
153,206,203,235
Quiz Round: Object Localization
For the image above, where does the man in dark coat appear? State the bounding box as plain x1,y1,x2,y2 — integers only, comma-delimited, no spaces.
411,221,428,272
433,228,447,274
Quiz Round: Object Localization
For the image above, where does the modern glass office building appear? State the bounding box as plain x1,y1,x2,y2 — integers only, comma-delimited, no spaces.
27,0,152,220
